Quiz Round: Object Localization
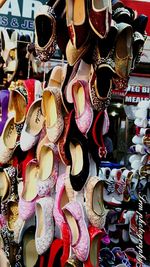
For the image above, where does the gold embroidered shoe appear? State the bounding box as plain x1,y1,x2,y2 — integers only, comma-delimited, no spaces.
114,22,133,78
41,66,64,144
85,176,107,229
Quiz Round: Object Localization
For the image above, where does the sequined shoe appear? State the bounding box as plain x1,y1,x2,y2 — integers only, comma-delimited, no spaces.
35,196,54,255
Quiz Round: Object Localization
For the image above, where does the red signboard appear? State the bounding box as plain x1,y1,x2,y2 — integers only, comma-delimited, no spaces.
112,84,150,104
122,0,150,35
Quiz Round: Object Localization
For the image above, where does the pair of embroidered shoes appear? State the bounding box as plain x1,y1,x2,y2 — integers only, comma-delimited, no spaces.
0,79,43,164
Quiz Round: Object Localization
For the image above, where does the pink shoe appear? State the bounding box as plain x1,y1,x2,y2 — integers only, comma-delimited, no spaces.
63,200,90,262
53,172,74,229
18,159,39,221
35,196,54,255
72,80,93,134
37,143,59,197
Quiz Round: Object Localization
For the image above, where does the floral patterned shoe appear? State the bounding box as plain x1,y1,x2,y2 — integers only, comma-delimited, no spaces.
18,159,39,221
20,98,44,151
63,200,90,262
72,79,93,135
35,196,54,255
35,4,57,62
37,143,59,197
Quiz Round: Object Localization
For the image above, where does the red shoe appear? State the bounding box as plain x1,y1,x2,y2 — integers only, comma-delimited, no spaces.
47,223,70,267
61,222,70,266
84,225,105,267
47,239,63,267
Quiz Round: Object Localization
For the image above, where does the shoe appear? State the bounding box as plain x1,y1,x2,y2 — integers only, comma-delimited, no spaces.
47,239,64,267
66,0,90,49
88,0,112,39
135,107,148,119
143,214,150,246
8,82,27,135
92,39,116,79
9,80,43,131
63,200,90,262
123,170,134,202
0,248,10,267
139,165,150,178
129,211,138,244
65,254,83,267
0,116,18,164
88,111,107,167
72,79,93,134
103,168,122,205
18,159,39,221
132,14,148,35
1,29,18,82
113,3,136,24
99,248,115,267
60,63,75,113
35,196,54,255
66,39,90,66
85,176,107,229
22,226,38,267
0,0,7,7
68,130,89,191
20,98,44,151
53,172,74,229
65,60,91,104
124,248,140,267
58,110,75,166
6,199,19,232
0,90,10,136
41,85,64,143
0,166,18,217
111,168,125,202
14,215,35,244
37,143,59,197
35,4,57,61
132,31,144,68
112,247,131,266
115,22,133,78
89,71,112,112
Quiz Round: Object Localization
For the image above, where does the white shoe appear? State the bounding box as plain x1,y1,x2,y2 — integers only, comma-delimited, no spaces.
137,100,150,109
135,108,148,119
134,118,148,128
132,135,142,145
20,98,44,151
129,154,142,164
